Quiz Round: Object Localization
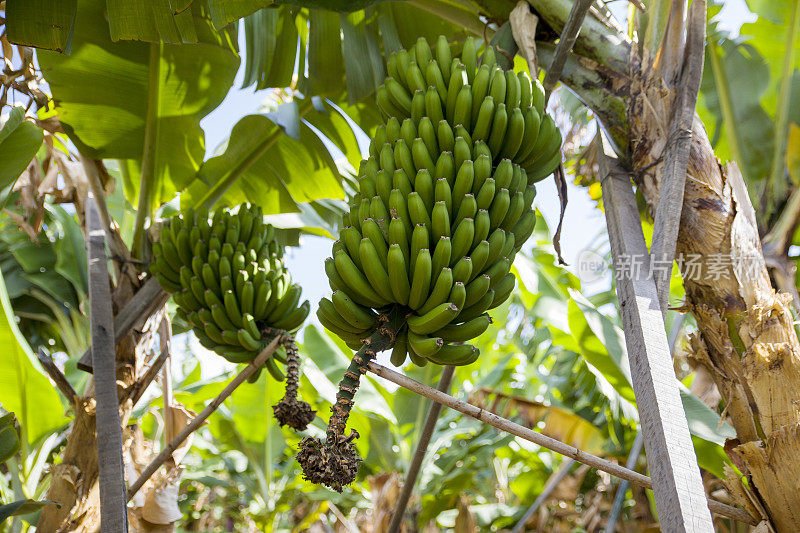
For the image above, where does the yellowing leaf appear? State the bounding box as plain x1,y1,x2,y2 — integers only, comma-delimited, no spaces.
787,123,800,184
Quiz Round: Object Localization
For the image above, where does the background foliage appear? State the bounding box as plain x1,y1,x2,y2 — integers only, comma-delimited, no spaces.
0,0,797,530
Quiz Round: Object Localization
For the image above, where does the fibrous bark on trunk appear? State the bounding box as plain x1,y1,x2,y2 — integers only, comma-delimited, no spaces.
516,0,800,528
629,61,800,532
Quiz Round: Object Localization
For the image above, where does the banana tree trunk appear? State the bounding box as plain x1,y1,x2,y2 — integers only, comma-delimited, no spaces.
639,105,800,531
477,0,800,528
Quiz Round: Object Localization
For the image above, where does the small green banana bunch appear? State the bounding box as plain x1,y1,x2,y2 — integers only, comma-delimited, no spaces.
318,36,559,367
150,204,310,378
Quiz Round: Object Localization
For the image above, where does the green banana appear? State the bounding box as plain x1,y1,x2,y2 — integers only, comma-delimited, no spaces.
391,332,409,367
425,60,447,102
407,302,459,335
359,238,394,302
451,159,474,215
408,248,432,310
489,273,516,309
425,87,445,128
464,274,491,309
411,89,426,124
437,120,455,153
435,35,452,79
461,36,477,83
334,250,389,308
426,343,479,365
387,244,411,306
418,267,453,315
431,201,451,241
450,217,475,261
472,95,494,141
273,300,310,331
487,102,508,157
407,331,444,357
414,169,434,211
434,178,453,216
453,84,472,128
471,65,491,127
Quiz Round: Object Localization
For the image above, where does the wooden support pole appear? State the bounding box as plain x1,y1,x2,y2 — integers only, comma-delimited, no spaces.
37,347,79,404
599,133,715,531
77,277,169,373
511,457,576,533
127,335,283,500
605,431,646,532
365,362,755,525
388,365,455,533
649,0,707,314
121,342,170,407
541,0,594,103
86,195,129,533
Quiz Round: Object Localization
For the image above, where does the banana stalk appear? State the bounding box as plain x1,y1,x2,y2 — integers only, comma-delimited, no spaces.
297,309,405,491
272,335,316,431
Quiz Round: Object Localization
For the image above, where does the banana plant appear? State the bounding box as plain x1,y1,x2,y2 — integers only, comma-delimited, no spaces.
0,413,56,527
30,0,376,258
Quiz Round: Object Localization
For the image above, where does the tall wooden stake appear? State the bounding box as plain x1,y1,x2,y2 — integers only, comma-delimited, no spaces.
599,133,714,531
604,431,645,532
87,195,129,532
366,362,754,525
388,365,455,533
511,457,576,533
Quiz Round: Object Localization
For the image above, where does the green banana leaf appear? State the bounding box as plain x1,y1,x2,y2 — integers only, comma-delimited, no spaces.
699,40,774,183
0,499,55,521
0,270,66,446
307,10,345,95
0,108,44,209
274,0,393,11
37,0,239,211
222,366,287,444
182,96,368,230
207,0,271,29
240,2,471,102
184,114,340,211
742,1,800,115
5,0,77,52
0,206,90,357
106,0,198,43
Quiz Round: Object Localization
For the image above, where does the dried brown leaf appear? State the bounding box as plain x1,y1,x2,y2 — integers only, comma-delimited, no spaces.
454,495,476,533
510,2,538,74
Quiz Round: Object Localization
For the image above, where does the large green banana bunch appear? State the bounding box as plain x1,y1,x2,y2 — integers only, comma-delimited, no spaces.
150,204,310,378
319,36,561,367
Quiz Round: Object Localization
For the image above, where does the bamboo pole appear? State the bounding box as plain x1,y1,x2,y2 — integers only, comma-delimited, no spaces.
541,0,594,103
604,431,645,532
366,362,757,526
511,457,576,533
127,335,283,500
388,366,455,533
